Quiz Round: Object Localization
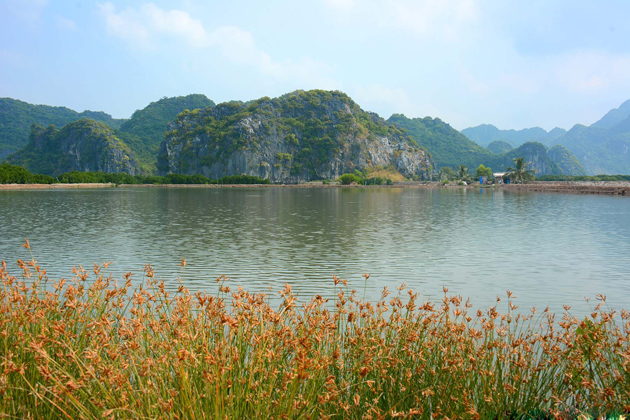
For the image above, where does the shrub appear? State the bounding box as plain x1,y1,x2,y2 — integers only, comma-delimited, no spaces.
0,163,55,184
219,174,270,184
339,173,363,185
275,153,292,163
1,259,629,419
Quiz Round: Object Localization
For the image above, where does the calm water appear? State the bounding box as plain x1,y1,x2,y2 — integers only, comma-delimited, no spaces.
1,187,629,316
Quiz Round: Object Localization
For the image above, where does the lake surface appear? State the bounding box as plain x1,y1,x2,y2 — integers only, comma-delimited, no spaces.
1,187,629,317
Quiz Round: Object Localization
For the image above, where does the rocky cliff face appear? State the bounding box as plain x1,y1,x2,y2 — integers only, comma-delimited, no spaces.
501,142,562,176
548,145,587,176
157,90,432,182
7,119,139,176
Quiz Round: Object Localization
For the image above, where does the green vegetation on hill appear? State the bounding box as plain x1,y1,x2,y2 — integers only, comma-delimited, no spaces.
0,97,124,158
491,142,562,175
0,95,215,174
547,145,587,176
385,114,578,176
7,119,140,176
387,114,493,169
118,94,215,173
159,90,431,182
387,117,584,176
462,99,630,175
553,121,630,175
486,140,513,155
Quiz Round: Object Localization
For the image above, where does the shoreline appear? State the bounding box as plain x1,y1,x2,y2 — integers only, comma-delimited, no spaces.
0,180,628,195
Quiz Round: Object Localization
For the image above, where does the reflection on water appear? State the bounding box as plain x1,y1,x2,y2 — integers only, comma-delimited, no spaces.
1,187,629,316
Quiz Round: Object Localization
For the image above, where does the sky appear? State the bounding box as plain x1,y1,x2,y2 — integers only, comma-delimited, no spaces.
1,0,630,131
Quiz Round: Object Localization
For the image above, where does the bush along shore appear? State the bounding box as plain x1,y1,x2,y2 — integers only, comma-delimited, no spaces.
1,251,629,419
0,163,270,185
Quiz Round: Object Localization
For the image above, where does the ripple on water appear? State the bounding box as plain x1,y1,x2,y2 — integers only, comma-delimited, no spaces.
1,188,629,317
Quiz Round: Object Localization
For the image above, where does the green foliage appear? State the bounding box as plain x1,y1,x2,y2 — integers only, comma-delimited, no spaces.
6,120,139,176
363,177,394,185
456,165,472,182
339,173,363,185
464,101,630,175
1,164,272,185
506,157,536,183
0,163,55,184
160,90,422,178
548,145,587,176
285,134,299,147
290,163,302,176
439,166,456,181
475,164,492,178
118,95,215,173
338,171,392,185
275,153,292,163
552,123,630,175
486,142,563,176
0,97,124,158
218,174,270,184
388,114,493,169
486,140,513,155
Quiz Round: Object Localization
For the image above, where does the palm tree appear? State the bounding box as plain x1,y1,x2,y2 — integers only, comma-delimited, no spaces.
457,165,471,183
506,157,535,183
439,166,455,181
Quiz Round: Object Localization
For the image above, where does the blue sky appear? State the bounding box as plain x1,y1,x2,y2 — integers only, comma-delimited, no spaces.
1,0,630,130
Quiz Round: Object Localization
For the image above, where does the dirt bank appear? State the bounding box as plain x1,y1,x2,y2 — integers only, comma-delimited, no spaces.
1,181,628,195
500,181,629,195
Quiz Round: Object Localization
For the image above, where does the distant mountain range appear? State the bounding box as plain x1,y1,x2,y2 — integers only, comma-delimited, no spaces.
461,125,567,148
388,115,584,176
0,98,124,158
1,91,627,179
462,100,630,175
7,120,140,176
1,95,214,174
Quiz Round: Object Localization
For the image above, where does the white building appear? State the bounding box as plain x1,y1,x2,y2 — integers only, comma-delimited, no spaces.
493,172,507,184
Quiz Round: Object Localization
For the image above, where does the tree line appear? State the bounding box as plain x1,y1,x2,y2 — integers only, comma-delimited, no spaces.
0,164,270,185
438,157,535,184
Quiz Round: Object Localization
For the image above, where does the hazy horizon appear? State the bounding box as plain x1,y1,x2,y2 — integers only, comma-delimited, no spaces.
1,0,629,131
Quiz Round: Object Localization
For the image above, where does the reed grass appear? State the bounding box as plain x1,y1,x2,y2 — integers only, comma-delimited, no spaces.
1,245,629,419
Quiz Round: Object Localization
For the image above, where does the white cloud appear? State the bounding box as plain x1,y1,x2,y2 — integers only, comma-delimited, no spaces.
350,83,441,119
322,0,480,41
97,3,151,49
96,2,334,85
55,15,77,31
496,73,540,94
0,49,26,68
552,51,630,94
352,84,413,109
323,0,355,11
4,0,48,23
140,3,208,48
459,68,490,95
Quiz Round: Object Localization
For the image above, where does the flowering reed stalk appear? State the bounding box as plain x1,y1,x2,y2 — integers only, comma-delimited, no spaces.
1,253,629,419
